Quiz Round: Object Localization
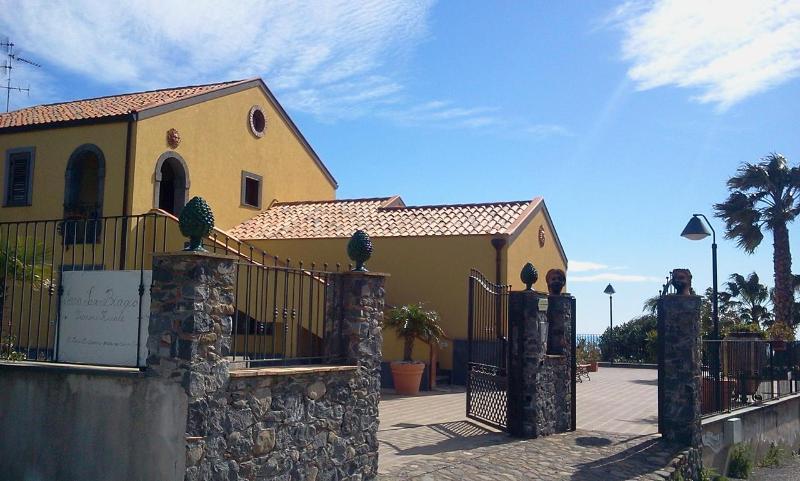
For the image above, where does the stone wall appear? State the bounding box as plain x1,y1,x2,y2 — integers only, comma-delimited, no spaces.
148,252,384,481
508,291,572,437
658,294,702,448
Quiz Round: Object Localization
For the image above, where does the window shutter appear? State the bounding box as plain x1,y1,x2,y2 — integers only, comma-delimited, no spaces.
6,152,31,205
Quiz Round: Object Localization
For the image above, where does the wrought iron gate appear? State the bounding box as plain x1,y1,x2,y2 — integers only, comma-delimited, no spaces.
466,269,510,431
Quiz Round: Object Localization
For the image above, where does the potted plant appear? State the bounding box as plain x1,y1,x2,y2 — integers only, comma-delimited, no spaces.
576,339,600,372
384,303,445,395
586,344,600,372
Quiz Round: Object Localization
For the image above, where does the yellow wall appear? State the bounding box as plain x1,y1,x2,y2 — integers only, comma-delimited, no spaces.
131,87,336,230
248,235,499,370
505,208,568,293
247,214,568,371
0,122,129,222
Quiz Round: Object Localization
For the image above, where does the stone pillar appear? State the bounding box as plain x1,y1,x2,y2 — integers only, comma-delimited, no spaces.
508,291,572,438
659,294,702,448
147,252,236,480
326,271,386,478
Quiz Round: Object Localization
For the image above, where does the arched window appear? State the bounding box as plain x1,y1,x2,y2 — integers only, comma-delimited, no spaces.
63,144,105,243
153,152,190,216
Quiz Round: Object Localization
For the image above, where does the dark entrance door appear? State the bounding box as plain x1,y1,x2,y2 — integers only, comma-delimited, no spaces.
466,269,510,431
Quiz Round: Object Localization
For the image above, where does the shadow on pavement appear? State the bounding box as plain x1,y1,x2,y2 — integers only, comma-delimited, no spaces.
380,420,510,457
571,436,673,481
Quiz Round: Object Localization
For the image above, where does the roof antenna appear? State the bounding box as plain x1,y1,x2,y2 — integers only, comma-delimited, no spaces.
1,37,42,113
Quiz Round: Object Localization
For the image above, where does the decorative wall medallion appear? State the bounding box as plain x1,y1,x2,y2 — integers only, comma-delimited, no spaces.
538,225,546,247
248,105,267,138
166,128,181,149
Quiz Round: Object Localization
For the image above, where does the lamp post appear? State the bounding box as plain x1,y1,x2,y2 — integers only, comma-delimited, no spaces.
681,213,720,410
680,214,718,340
604,283,615,364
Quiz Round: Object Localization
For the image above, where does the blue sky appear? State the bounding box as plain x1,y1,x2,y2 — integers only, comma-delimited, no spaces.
2,1,800,333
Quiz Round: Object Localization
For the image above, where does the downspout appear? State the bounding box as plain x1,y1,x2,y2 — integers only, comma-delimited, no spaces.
119,115,135,270
491,237,507,350
490,237,507,285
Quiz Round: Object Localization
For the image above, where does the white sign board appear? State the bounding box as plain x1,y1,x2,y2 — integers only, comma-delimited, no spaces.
58,270,151,367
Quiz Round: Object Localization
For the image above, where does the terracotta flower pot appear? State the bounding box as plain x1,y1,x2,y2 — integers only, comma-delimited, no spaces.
390,361,425,395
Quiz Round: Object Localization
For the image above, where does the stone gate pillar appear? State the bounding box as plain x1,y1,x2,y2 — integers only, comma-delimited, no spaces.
325,271,386,478
508,290,572,438
146,251,237,480
658,287,702,448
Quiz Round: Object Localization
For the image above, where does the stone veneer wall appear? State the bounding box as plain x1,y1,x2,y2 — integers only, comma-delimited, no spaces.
148,252,384,481
657,291,704,478
508,291,572,437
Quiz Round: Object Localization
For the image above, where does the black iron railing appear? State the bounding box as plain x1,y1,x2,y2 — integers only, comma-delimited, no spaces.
701,339,800,416
0,212,337,368
229,260,338,367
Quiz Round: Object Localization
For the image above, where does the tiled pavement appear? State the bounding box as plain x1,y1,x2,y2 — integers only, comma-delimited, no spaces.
576,367,658,436
379,368,665,480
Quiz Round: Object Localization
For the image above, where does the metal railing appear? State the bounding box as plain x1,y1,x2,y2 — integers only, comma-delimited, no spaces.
229,259,338,368
701,339,800,416
0,212,338,367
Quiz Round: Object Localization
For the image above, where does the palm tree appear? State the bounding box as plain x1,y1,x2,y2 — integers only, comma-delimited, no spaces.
384,303,445,362
714,153,800,337
725,272,772,327
0,235,52,359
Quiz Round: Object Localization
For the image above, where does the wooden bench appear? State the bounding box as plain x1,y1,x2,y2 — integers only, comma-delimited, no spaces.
576,363,591,382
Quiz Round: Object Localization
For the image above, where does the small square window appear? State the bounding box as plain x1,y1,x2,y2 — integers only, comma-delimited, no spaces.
241,171,262,209
4,147,35,207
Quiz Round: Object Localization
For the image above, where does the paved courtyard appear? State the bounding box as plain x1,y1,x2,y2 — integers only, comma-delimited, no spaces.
379,367,663,480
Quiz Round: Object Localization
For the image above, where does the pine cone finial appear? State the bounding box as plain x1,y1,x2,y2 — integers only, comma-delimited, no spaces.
520,262,538,291
347,230,373,271
179,196,215,251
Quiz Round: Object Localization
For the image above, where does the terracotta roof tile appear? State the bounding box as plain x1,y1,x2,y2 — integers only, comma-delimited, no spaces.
0,80,246,130
230,197,539,239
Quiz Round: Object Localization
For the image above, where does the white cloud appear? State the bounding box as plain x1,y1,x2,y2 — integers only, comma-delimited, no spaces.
0,0,432,118
611,0,800,109
570,273,661,283
569,261,609,272
0,1,568,133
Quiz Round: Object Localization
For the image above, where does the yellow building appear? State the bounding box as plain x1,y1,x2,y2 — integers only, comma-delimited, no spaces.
230,195,567,384
0,78,337,227
0,79,567,382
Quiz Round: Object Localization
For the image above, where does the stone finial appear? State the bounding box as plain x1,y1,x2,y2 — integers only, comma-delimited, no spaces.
546,268,566,295
179,196,214,251
520,262,538,290
347,230,373,271
671,268,692,295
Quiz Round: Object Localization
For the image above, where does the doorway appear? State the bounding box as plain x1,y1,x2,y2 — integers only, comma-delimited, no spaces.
154,152,189,216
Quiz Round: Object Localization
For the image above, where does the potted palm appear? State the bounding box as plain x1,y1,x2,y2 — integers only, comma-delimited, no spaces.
384,303,445,395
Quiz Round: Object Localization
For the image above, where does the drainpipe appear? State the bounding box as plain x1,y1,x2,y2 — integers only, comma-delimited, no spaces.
490,237,506,285
119,115,135,270
491,238,507,352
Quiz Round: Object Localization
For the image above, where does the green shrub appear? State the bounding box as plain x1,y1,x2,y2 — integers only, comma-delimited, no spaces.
728,444,753,479
701,467,727,481
758,443,785,468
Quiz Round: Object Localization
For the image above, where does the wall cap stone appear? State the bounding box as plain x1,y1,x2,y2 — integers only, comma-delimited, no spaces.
338,270,390,278
229,365,358,378
153,251,239,260
0,361,144,378
701,393,800,426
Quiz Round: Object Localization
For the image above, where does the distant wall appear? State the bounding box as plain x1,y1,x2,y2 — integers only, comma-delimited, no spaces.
0,363,187,481
702,394,800,473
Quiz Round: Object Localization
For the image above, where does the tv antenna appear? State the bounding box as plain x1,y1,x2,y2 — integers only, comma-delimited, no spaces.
1,38,42,112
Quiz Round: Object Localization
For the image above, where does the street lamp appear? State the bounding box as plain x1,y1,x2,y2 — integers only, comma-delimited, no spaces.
604,283,615,363
682,213,722,411
680,214,718,340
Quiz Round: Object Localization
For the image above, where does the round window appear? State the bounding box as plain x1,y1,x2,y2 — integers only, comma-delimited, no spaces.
249,105,267,137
